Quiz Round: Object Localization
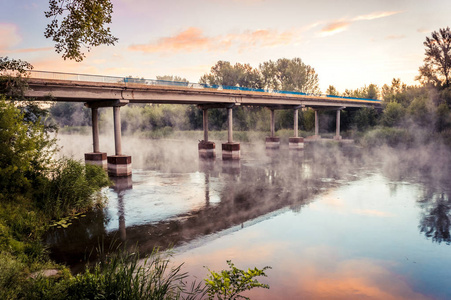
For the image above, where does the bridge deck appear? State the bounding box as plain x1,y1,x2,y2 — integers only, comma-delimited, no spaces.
24,71,381,109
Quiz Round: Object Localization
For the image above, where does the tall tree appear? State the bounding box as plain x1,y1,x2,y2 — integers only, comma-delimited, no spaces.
44,0,118,62
326,85,339,96
417,27,451,87
259,58,320,94
200,61,262,88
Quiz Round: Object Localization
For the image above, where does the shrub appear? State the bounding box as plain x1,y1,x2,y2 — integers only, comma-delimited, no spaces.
38,159,109,219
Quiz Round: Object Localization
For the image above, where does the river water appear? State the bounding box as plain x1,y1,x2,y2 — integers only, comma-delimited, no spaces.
47,135,451,299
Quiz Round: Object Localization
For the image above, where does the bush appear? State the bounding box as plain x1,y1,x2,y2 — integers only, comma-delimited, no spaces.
38,159,110,219
0,99,56,199
360,127,414,148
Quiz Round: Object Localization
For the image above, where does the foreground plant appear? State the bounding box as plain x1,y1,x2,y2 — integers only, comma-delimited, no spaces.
205,260,271,300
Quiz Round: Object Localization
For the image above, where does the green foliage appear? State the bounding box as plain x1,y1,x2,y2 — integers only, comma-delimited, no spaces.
380,102,406,127
44,0,118,62
205,260,270,300
260,58,320,93
0,57,33,99
49,102,91,127
436,102,451,132
353,107,378,131
200,61,262,89
200,58,320,94
38,159,109,219
343,84,379,99
0,251,26,299
360,127,414,148
417,27,451,87
326,85,339,96
0,99,56,198
407,96,434,127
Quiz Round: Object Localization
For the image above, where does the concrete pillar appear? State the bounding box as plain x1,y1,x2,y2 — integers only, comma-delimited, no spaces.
270,109,275,137
113,106,122,156
203,109,208,142
92,107,100,153
314,110,320,139
199,108,215,159
85,107,107,168
289,108,304,150
334,109,342,140
294,109,298,138
266,108,280,149
107,105,132,176
222,106,240,160
228,107,233,143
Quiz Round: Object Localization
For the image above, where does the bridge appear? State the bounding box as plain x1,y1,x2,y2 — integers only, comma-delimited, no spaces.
24,70,381,176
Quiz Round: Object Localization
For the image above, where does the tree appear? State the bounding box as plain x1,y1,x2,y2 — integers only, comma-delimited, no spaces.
417,27,451,87
343,84,379,99
156,75,188,83
259,58,320,94
200,61,262,88
326,85,339,96
0,57,33,99
44,0,118,62
0,98,56,198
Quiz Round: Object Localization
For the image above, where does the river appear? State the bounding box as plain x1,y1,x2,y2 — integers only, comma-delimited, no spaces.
47,135,451,299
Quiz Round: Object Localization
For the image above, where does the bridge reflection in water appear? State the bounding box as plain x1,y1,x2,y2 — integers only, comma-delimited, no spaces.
43,143,357,272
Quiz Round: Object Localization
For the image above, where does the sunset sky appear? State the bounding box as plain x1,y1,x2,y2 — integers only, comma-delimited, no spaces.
1,0,450,92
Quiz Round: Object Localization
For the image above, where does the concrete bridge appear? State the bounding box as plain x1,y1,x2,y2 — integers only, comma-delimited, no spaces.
25,70,381,176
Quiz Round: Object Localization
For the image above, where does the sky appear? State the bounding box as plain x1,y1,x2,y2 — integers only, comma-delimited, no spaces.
1,0,450,93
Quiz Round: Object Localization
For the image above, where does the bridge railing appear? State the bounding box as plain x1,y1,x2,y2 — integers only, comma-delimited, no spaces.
26,70,381,103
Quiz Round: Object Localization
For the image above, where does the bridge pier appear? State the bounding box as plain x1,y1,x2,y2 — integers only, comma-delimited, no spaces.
222,106,240,160
84,106,107,168
334,109,343,140
266,108,280,149
198,108,215,159
289,108,304,150
313,110,321,139
107,102,132,177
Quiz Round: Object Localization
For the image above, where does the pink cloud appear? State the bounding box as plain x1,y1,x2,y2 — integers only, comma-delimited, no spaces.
320,21,350,36
0,23,21,52
352,11,403,21
129,27,301,55
318,11,403,37
13,47,54,53
129,27,214,53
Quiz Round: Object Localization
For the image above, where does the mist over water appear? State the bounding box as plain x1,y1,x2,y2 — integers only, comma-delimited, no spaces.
48,133,451,299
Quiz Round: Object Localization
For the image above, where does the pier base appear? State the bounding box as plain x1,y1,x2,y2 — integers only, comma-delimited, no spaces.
222,142,240,160
85,152,107,169
198,141,216,159
289,137,304,150
107,155,132,176
334,135,342,140
265,137,280,149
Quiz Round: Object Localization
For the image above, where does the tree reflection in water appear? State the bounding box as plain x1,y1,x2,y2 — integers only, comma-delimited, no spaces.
419,193,451,244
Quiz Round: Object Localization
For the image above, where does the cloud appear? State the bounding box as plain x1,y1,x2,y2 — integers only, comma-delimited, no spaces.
0,23,21,52
385,35,406,40
318,11,403,37
129,27,213,53
129,27,301,55
320,21,350,37
417,28,430,34
13,47,53,53
352,11,403,21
